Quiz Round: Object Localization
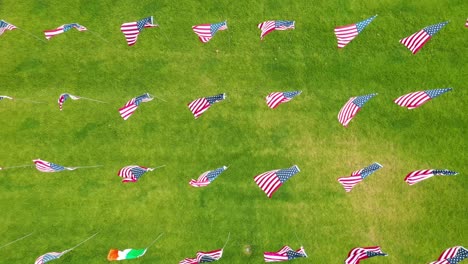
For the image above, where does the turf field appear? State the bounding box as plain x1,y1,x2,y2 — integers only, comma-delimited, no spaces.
0,0,467,263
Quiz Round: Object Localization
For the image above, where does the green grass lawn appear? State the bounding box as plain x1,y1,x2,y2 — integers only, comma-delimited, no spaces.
0,0,466,263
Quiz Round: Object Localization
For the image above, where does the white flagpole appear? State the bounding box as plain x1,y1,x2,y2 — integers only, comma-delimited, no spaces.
150,94,167,102
70,165,103,170
14,98,46,104
1,164,33,170
154,21,170,41
222,232,231,249
7,22,47,43
0,232,34,250
145,233,164,249
67,232,99,252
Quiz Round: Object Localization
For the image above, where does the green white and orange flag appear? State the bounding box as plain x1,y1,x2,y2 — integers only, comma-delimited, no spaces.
107,248,147,261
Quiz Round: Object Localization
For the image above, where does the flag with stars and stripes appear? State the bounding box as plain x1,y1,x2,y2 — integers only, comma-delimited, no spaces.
334,15,377,48
0,20,17,36
33,159,76,173
35,250,70,264
120,16,158,46
338,93,377,127
180,248,223,264
254,165,300,198
394,88,452,109
44,23,87,40
337,163,383,192
118,166,154,183
345,246,387,264
58,93,80,111
189,166,228,187
264,246,307,262
266,91,301,109
192,21,227,43
188,93,226,119
430,246,468,264
405,169,459,185
0,95,13,100
400,21,448,54
258,20,295,40
119,93,154,120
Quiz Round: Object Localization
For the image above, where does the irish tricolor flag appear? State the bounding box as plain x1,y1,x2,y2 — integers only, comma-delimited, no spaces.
107,248,147,261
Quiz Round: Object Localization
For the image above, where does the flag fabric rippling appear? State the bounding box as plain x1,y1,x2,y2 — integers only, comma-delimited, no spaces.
405,169,458,185
337,163,382,192
429,246,468,264
258,20,295,40
192,21,227,43
119,93,154,120
188,93,226,119
266,91,301,109
394,88,452,109
120,16,157,46
338,93,377,127
33,159,75,173
58,93,80,111
264,246,307,262
0,20,17,36
44,23,87,40
334,15,377,48
189,166,227,187
180,248,223,264
399,21,448,54
118,165,154,183
345,246,387,264
254,165,300,198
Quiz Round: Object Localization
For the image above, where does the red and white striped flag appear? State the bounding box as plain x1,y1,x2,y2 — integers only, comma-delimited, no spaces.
58,93,80,111
266,91,301,109
429,246,468,264
404,169,458,185
337,163,382,192
189,166,227,187
120,16,157,46
338,93,377,127
44,23,87,40
119,93,153,120
345,246,387,264
33,159,75,173
188,93,226,119
180,249,223,264
399,21,448,54
192,21,227,43
264,246,307,262
254,165,300,198
118,166,154,183
0,20,17,36
334,15,377,48
394,88,452,109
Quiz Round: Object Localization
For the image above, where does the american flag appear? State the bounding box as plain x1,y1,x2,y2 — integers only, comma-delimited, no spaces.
44,23,87,40
0,20,17,36
430,246,468,264
189,166,227,187
394,88,452,109
338,93,377,127
119,93,154,120
400,21,448,54
0,95,13,100
405,169,458,185
258,20,295,40
33,159,75,173
466,19,468,28
337,163,383,192
35,250,70,264
254,165,300,198
118,166,154,183
188,93,226,119
120,16,157,46
345,246,387,264
58,93,80,111
180,248,223,264
192,21,227,43
334,15,377,48
266,91,301,109
264,246,307,262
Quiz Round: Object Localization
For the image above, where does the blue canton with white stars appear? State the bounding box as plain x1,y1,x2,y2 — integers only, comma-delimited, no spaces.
424,21,448,37
360,163,382,179
130,167,148,180
63,24,78,32
356,15,377,33
366,251,387,258
424,88,452,99
283,91,301,99
211,21,226,34
0,20,8,29
199,255,216,262
286,250,306,260
207,167,226,182
447,247,468,264
276,165,300,183
206,94,225,105
433,169,458,176
137,17,153,31
41,252,64,263
352,93,377,108
134,93,151,106
50,163,65,171
275,20,295,28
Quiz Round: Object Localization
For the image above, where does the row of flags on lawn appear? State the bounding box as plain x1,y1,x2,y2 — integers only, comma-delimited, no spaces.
2,17,467,51
2,232,466,263
0,161,459,194
1,87,454,123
